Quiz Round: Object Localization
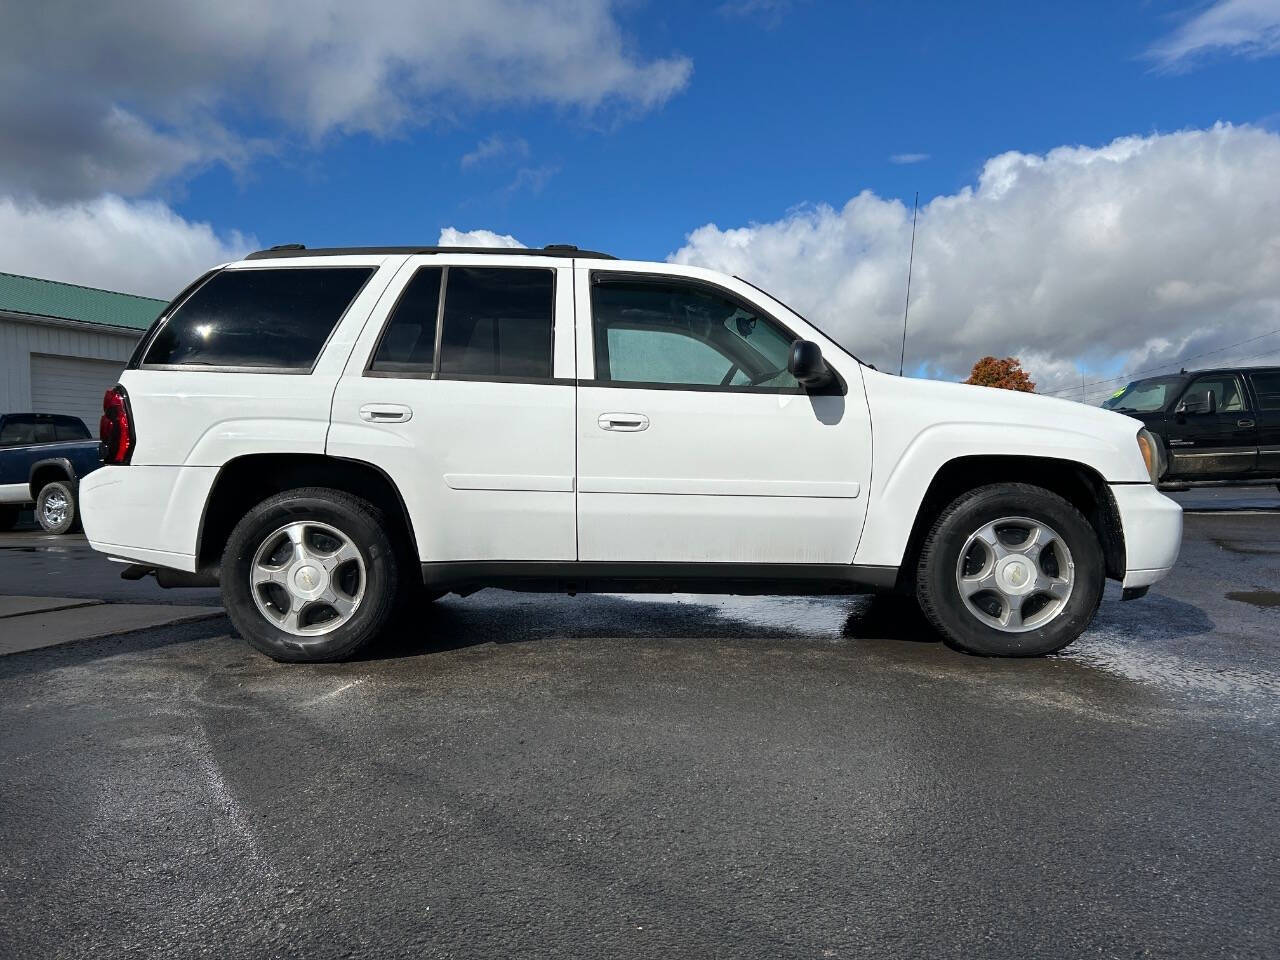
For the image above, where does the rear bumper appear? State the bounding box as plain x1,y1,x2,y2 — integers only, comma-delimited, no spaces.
79,465,218,573
1110,483,1183,589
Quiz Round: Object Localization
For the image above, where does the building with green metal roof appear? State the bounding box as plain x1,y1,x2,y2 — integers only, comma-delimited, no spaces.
0,272,167,435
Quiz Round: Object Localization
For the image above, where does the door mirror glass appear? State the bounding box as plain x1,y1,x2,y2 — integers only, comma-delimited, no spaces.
788,340,832,388
1180,389,1217,415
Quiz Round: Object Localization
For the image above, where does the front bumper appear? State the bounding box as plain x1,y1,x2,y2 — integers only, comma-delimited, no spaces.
1110,482,1183,589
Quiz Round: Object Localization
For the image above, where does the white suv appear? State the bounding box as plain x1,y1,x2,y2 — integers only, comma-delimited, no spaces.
80,244,1182,662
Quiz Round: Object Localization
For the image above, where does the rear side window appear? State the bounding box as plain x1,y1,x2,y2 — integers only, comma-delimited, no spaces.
438,268,554,379
0,417,34,446
1249,371,1280,411
143,267,373,369
54,418,91,441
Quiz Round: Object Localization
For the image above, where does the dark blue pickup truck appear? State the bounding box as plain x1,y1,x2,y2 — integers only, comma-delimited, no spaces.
0,413,103,534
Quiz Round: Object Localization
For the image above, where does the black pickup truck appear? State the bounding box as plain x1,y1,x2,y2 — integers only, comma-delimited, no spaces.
0,413,104,534
1101,366,1280,490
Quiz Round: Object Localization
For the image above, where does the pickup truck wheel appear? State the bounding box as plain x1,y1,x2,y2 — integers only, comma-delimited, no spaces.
0,506,18,531
915,483,1104,657
221,487,401,663
35,481,78,535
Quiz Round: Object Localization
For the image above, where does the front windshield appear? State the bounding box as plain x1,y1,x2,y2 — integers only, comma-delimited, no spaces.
1100,376,1185,413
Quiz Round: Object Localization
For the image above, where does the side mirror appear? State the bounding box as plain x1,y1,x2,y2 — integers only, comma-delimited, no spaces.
1180,389,1217,415
788,340,832,389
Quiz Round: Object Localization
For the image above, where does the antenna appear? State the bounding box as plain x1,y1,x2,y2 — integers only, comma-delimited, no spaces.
898,191,919,377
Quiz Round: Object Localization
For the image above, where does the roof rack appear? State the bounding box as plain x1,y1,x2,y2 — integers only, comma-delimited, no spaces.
244,243,616,261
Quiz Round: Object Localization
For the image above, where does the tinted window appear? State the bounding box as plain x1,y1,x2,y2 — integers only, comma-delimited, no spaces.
143,267,373,369
1183,374,1248,413
591,279,799,389
438,268,554,379
369,268,443,372
1249,371,1280,411
54,419,91,441
0,417,34,446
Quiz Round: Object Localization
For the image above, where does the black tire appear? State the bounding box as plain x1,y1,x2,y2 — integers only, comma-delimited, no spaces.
915,483,1104,657
221,487,401,663
35,480,78,535
0,505,18,532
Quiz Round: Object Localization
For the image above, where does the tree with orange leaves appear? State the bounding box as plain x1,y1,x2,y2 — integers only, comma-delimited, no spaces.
963,356,1036,393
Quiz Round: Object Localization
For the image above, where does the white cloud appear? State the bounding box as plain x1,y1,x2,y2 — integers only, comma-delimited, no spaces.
889,153,930,165
461,135,531,170
1147,0,1280,69
437,228,526,248
669,124,1280,395
0,1,692,200
0,195,253,299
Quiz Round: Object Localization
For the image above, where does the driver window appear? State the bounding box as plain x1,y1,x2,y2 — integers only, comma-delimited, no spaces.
591,278,800,390
1185,375,1247,413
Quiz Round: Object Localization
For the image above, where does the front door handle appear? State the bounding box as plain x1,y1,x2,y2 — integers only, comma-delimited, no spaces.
359,403,413,423
598,413,649,432
1238,419,1256,429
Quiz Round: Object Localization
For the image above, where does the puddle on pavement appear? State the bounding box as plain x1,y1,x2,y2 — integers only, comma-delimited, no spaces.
1226,590,1280,609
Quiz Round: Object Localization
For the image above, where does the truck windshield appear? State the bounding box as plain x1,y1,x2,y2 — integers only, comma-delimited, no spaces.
1100,375,1185,413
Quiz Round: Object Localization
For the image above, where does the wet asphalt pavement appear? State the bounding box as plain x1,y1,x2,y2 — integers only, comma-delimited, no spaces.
0,490,1277,959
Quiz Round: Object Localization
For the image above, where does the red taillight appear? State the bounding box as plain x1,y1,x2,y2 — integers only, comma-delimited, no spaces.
100,385,134,464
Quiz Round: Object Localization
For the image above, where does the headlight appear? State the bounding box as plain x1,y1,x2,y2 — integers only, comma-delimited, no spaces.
1136,428,1163,484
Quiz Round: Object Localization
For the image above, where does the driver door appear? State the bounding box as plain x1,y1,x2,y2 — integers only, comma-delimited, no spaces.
1165,373,1258,478
573,268,871,565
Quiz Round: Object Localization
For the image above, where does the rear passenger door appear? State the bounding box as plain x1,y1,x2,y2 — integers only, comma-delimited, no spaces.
329,255,577,564
1246,370,1280,474
1164,373,1258,478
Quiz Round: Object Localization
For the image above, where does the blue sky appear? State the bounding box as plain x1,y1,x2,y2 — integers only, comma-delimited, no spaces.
169,0,1277,258
2,0,1279,390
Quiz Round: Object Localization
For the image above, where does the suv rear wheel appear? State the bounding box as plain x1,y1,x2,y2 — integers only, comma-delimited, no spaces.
36,481,78,535
915,483,1104,657
0,505,18,532
221,487,401,662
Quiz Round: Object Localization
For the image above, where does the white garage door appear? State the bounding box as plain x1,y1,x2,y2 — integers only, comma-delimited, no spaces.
30,354,126,438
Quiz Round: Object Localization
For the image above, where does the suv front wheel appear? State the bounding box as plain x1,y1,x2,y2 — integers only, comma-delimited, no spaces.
222,487,401,662
915,483,1104,657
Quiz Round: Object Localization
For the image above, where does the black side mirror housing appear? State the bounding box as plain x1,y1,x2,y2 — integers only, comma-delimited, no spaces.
788,340,832,389
1180,389,1217,416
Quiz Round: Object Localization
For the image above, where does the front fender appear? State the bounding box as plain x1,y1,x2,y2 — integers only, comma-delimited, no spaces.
853,420,1145,567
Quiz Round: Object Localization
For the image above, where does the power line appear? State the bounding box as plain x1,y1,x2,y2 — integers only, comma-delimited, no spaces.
1043,326,1280,397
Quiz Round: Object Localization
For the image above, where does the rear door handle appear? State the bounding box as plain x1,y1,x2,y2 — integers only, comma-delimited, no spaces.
1238,419,1256,429
359,403,413,423
598,413,649,432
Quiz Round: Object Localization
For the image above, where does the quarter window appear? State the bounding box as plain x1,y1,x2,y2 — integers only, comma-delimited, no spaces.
369,268,444,372
591,278,799,390
143,267,374,369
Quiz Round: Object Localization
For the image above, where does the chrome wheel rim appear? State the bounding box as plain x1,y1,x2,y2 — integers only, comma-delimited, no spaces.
42,490,68,527
250,521,366,637
955,516,1075,633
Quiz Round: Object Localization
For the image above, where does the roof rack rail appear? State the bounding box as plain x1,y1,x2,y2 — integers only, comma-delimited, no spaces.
243,243,615,261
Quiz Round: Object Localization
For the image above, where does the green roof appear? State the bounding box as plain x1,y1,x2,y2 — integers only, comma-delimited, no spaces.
0,272,167,331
